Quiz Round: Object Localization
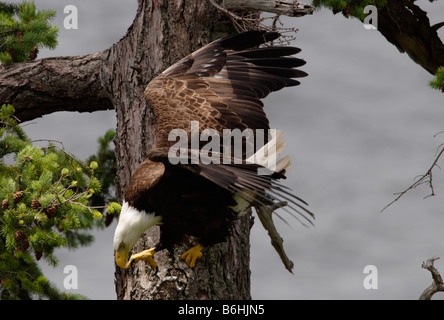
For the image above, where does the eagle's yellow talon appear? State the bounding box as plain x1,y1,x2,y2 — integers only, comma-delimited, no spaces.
126,247,158,270
181,244,203,268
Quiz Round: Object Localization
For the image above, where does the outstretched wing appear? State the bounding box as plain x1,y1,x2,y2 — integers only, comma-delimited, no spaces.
144,30,307,150
143,31,311,272
144,31,313,233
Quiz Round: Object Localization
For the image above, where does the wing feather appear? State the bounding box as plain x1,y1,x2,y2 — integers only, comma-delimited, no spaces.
145,30,307,150
143,31,312,225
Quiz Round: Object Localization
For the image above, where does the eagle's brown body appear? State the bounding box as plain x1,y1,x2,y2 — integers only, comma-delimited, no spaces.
125,159,236,251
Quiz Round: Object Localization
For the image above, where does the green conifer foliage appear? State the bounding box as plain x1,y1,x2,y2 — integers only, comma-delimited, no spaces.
0,104,121,299
429,66,444,92
85,129,119,227
0,1,58,65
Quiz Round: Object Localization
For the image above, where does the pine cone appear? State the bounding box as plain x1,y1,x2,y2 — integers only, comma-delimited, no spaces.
29,45,38,60
46,206,57,219
2,199,8,210
31,198,41,210
342,4,350,18
35,250,43,261
14,191,24,204
14,230,29,253
15,230,25,242
105,212,115,227
6,49,15,60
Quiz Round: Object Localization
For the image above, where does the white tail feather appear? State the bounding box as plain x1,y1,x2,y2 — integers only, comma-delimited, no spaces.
247,130,291,174
276,155,291,173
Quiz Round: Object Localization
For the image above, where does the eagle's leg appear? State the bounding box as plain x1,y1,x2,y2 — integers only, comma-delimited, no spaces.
127,247,157,270
181,244,203,268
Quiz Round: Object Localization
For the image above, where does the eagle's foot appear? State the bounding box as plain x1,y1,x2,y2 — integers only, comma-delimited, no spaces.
181,244,203,268
127,247,158,270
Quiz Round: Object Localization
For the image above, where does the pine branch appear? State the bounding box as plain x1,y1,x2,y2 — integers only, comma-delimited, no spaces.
429,66,444,92
0,105,121,299
0,1,58,64
0,2,19,15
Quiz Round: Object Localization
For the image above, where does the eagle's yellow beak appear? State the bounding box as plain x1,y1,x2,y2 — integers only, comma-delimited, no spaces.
115,250,129,269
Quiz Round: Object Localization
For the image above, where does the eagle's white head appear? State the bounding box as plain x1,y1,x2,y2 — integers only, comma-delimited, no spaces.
113,201,162,268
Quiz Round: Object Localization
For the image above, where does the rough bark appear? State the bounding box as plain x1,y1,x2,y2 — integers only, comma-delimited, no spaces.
115,214,254,300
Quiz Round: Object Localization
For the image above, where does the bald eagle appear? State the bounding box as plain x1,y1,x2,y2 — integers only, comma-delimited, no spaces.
113,30,313,273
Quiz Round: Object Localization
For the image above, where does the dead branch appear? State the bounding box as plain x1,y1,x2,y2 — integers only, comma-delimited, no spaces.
419,256,444,300
221,0,314,17
382,144,444,212
255,200,294,273
209,0,312,45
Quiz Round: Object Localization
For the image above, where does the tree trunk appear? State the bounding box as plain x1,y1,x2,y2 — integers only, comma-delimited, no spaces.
107,0,258,300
